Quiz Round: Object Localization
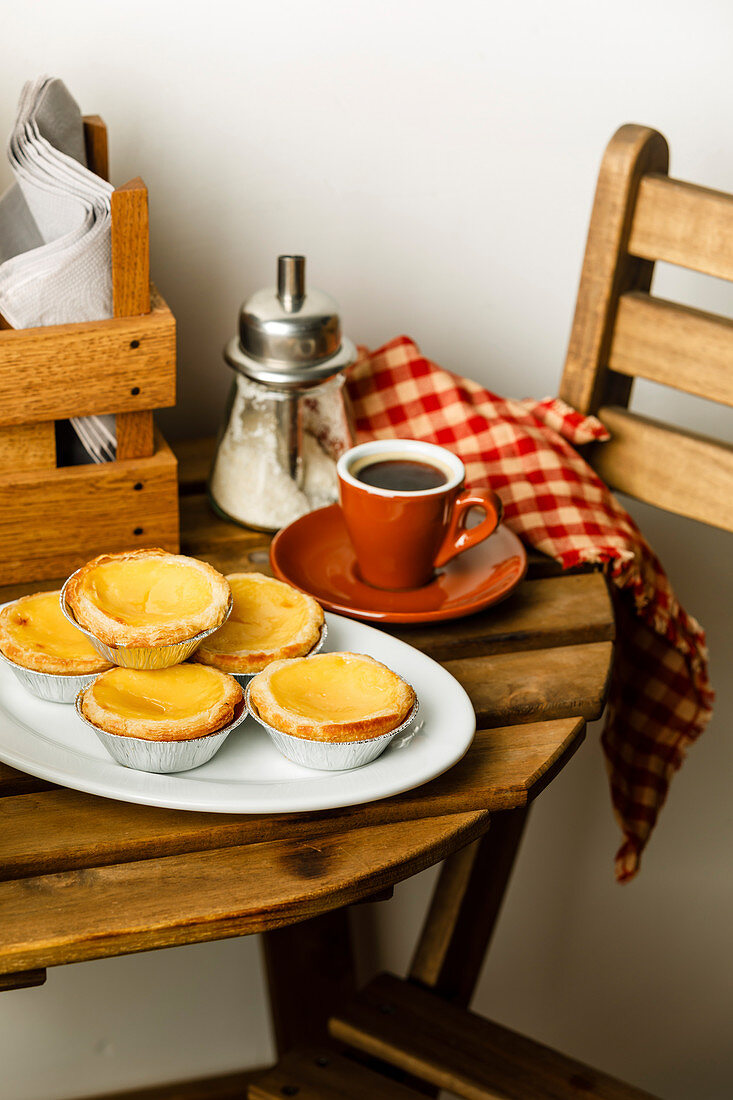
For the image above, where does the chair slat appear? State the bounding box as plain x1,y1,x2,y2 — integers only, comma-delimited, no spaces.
250,1047,419,1100
330,973,661,1100
629,174,733,280
594,406,733,531
77,1067,268,1100
610,292,733,406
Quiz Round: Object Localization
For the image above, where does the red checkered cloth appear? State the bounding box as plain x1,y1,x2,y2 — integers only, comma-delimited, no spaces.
346,336,714,882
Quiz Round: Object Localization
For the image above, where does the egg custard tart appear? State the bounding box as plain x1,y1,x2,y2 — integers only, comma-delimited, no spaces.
79,663,243,741
0,591,112,675
192,572,324,675
249,652,416,743
64,548,231,648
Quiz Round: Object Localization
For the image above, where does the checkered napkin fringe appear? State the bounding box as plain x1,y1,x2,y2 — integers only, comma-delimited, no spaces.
346,336,714,882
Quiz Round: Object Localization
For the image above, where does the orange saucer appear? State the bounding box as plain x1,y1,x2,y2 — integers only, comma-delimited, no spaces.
270,504,527,624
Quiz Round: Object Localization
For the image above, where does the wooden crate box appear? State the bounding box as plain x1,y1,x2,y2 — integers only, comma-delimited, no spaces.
0,115,179,585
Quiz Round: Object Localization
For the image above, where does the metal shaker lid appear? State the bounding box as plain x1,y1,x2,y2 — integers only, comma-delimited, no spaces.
224,255,356,388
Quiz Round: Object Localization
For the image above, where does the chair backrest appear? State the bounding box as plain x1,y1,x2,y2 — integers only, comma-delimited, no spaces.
559,124,733,532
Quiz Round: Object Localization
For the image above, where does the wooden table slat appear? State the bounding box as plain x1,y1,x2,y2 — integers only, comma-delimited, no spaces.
179,494,269,562
446,641,612,727
0,968,46,992
0,718,585,880
174,435,216,489
387,572,613,660
0,810,491,973
0,762,56,797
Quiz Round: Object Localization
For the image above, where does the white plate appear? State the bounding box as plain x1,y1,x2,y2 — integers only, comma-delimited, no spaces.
0,611,475,814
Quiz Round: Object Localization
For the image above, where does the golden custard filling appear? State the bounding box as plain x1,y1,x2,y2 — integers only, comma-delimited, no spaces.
93,665,226,720
206,576,311,654
83,559,212,627
4,592,101,660
268,654,397,722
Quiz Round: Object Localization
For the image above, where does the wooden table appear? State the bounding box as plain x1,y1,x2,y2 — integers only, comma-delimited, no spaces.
0,439,614,1095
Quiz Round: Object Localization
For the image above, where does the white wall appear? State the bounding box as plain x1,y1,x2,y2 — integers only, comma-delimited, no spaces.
1,2,732,1097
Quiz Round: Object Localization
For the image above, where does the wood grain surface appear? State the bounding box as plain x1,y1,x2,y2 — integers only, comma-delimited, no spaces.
609,291,733,407
0,287,175,427
0,968,46,992
0,111,179,594
262,910,357,1055
116,411,156,461
0,718,585,879
0,434,179,584
559,121,733,543
111,176,155,461
387,572,613,659
0,441,613,980
0,811,492,972
629,173,733,281
330,972,661,1100
83,114,109,181
111,178,151,318
593,406,733,532
443,641,612,726
251,1047,420,1100
408,807,529,1005
71,1068,269,1100
0,422,56,472
0,763,53,796
560,123,668,415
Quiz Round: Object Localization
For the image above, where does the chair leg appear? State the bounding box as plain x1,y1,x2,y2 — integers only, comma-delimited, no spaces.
409,805,529,1006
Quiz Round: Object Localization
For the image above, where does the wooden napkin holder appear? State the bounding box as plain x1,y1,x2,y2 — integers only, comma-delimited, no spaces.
0,115,179,585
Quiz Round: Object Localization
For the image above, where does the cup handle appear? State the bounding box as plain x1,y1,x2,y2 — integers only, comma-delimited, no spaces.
433,488,504,568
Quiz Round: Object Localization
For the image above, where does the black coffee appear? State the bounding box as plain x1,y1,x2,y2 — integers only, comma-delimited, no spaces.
355,458,448,491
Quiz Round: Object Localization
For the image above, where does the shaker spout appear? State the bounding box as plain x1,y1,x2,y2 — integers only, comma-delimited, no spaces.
277,255,306,313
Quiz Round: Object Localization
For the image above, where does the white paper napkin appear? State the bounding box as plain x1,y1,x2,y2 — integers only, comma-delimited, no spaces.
0,77,117,461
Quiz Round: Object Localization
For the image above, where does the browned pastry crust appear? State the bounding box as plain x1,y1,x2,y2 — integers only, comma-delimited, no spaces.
64,548,231,648
249,652,416,743
80,664,243,741
0,591,112,675
191,572,324,674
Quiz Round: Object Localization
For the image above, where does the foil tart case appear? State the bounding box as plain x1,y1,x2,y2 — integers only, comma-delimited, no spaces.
0,649,100,704
60,573,233,670
245,681,420,771
75,693,248,773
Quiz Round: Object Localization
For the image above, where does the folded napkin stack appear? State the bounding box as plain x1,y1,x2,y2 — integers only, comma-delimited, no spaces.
348,336,714,881
0,76,116,461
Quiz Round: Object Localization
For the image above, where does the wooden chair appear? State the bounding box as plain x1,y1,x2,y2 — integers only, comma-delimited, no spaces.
560,123,733,531
252,122,733,1100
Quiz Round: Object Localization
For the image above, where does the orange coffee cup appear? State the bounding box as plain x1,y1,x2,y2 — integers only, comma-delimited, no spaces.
337,439,503,590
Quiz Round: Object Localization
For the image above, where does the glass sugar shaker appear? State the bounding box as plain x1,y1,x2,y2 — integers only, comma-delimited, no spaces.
208,255,357,532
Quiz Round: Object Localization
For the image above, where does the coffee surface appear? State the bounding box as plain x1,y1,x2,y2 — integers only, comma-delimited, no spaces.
355,458,447,491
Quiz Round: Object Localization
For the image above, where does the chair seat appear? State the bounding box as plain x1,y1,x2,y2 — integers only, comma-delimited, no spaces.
329,973,661,1100
249,1046,420,1100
